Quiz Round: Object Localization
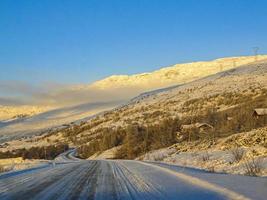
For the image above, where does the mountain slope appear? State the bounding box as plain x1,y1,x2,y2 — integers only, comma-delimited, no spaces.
69,59,267,159
3,58,266,153
67,55,267,107
0,101,121,142
1,55,266,122
1,55,266,143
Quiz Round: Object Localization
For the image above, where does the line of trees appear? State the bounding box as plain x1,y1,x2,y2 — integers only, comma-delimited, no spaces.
0,144,69,160
116,117,180,159
77,117,180,159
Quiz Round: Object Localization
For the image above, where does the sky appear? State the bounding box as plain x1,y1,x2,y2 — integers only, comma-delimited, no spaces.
0,0,267,106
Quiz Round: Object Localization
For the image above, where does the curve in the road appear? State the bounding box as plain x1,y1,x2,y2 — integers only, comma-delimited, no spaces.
0,159,246,200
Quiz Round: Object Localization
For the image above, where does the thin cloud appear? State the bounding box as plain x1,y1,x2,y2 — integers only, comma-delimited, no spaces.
0,81,40,96
0,97,28,106
0,81,141,107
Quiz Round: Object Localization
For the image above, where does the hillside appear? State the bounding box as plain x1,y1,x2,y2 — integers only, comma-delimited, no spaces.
0,101,120,142
0,105,50,121
75,59,267,175
1,55,267,140
2,58,267,176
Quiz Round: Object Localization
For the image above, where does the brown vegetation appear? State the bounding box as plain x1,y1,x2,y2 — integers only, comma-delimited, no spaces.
77,117,180,159
244,157,263,176
230,147,245,163
0,144,69,160
62,89,267,160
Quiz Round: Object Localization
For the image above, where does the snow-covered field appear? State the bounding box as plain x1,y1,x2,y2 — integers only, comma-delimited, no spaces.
0,101,120,143
0,157,49,173
139,127,267,177
141,147,267,175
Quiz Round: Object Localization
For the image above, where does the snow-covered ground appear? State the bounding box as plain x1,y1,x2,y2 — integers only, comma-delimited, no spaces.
2,158,266,200
139,127,267,177
148,161,267,200
1,149,267,199
0,157,49,173
0,101,120,143
141,147,267,175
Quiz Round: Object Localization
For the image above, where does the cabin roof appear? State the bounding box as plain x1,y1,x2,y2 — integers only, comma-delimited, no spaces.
254,108,267,116
181,122,213,130
195,123,214,129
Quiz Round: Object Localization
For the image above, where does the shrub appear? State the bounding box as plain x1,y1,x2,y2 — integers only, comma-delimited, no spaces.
0,165,5,173
230,147,245,163
244,157,263,176
201,151,210,162
207,166,215,172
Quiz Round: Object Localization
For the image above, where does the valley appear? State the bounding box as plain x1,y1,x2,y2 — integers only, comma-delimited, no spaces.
1,56,267,200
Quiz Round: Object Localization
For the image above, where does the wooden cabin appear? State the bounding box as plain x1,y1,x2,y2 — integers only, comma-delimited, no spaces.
181,123,214,132
253,108,267,119
179,122,214,142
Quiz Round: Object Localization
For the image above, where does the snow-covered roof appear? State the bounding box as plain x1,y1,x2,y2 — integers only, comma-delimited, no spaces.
195,123,214,129
254,108,267,116
181,123,213,130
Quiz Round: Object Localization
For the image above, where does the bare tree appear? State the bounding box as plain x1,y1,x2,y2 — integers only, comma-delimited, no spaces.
244,157,263,176
230,147,244,163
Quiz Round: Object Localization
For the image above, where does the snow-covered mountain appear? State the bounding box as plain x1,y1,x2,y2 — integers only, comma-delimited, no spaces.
1,55,267,141
2,55,267,118
67,55,267,108
88,55,267,90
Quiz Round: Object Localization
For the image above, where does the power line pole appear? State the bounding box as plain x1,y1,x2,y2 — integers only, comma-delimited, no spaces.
253,47,259,62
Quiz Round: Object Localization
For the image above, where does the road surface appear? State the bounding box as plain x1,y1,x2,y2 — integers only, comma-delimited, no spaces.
0,151,257,200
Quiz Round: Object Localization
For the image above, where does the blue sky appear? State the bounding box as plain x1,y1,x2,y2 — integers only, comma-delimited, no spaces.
0,0,267,85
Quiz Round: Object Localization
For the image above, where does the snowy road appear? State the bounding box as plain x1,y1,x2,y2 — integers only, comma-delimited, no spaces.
0,152,256,200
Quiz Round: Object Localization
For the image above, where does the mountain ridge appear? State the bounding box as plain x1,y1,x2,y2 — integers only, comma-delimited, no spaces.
88,55,267,90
